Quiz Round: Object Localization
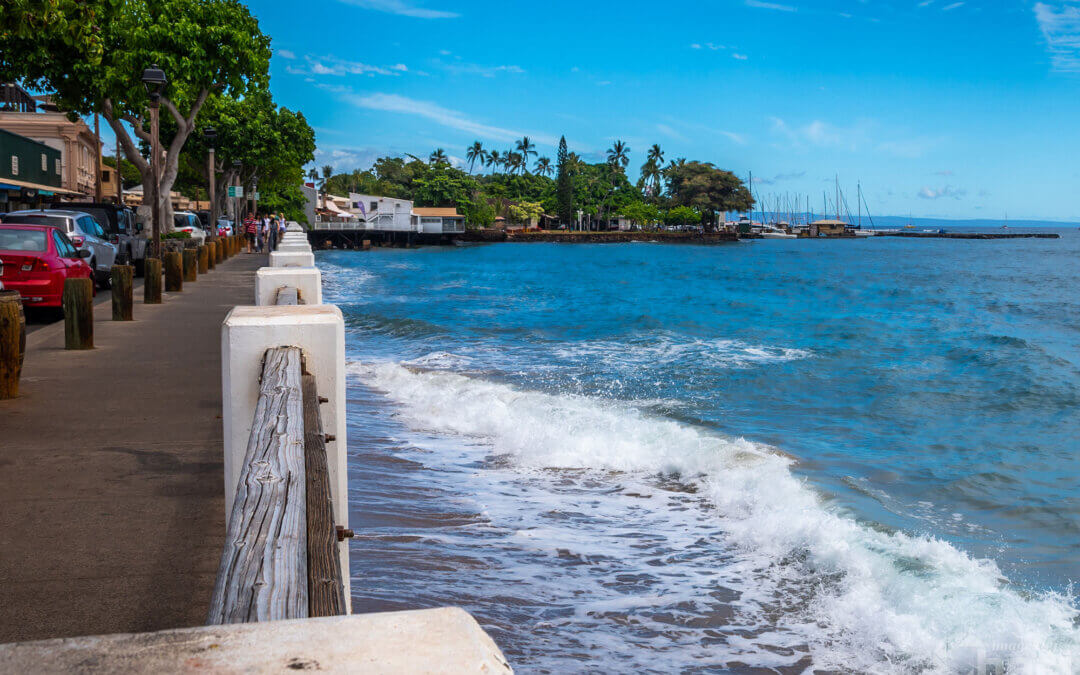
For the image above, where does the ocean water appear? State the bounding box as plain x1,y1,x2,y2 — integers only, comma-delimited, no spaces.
322,229,1080,673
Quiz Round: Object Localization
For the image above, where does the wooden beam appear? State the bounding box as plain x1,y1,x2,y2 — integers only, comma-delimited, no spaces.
302,372,346,617
208,347,308,625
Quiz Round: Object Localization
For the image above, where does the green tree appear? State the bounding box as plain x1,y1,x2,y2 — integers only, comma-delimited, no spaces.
665,205,701,227
507,201,544,226
619,202,661,229
666,161,753,231
1,0,271,232
534,156,553,177
515,137,537,173
102,154,141,189
466,141,484,174
429,148,448,165
486,150,500,173
555,136,573,226
607,140,630,173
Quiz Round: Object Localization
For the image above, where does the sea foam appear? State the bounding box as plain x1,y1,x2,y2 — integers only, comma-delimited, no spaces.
351,360,1080,673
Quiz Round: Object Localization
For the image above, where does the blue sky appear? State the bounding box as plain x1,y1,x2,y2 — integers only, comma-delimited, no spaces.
244,0,1080,220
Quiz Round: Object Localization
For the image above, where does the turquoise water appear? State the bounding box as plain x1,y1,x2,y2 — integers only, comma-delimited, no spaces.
324,230,1080,672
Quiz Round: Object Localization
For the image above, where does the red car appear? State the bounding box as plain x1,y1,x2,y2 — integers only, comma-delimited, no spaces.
0,224,94,307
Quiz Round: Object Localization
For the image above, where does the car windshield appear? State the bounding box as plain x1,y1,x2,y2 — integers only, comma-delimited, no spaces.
72,207,120,235
84,217,106,237
0,228,47,251
8,214,67,229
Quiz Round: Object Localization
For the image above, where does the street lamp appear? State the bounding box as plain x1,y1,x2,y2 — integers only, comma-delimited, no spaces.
232,160,242,222
141,65,167,259
204,127,217,240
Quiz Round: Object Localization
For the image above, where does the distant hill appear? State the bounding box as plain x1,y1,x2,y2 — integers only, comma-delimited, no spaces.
751,213,1079,229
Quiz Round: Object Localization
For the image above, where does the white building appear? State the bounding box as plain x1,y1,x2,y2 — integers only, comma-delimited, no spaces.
348,193,416,231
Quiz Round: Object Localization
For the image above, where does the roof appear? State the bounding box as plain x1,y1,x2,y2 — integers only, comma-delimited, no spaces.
413,207,461,218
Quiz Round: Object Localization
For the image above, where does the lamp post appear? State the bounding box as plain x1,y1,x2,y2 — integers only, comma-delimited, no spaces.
232,160,242,223
141,64,167,260
251,176,258,221
204,127,217,241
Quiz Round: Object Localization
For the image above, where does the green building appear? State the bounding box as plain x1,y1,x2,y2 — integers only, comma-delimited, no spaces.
0,127,63,212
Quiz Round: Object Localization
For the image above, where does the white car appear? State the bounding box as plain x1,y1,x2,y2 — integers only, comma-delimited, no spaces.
173,212,207,244
2,209,117,288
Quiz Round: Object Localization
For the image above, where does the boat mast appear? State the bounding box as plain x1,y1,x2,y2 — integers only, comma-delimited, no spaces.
858,181,862,229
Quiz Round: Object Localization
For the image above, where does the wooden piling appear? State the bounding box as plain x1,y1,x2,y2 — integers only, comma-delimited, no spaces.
164,251,183,292
197,245,209,274
0,290,25,399
183,249,198,282
62,278,93,350
110,265,134,321
207,241,217,270
143,258,162,304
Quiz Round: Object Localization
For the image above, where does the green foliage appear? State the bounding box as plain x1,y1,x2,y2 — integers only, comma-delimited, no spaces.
555,136,573,225
507,201,544,225
665,161,754,228
163,230,191,240
619,202,661,228
666,205,702,225
462,198,496,229
102,154,141,189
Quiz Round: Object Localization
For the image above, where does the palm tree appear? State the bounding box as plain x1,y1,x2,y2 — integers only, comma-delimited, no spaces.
487,150,501,173
429,148,448,165
515,137,537,173
506,151,524,175
534,156,553,176
607,141,629,172
647,143,664,167
320,165,333,208
466,141,484,174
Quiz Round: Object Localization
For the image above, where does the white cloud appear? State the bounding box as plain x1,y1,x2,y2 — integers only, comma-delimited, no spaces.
919,185,966,200
732,53,749,60
337,91,557,145
339,0,458,19
1034,2,1080,72
277,49,296,59
440,61,525,77
656,123,688,141
771,117,937,157
745,0,797,12
300,55,406,77
942,2,964,9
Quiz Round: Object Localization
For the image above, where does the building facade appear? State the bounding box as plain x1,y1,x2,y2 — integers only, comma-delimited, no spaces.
0,84,101,199
0,127,68,212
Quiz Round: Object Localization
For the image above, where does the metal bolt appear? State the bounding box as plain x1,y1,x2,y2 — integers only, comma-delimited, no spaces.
336,525,355,541
325,434,336,443
318,396,328,404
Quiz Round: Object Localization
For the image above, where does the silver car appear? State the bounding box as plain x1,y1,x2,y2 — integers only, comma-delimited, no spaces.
2,209,118,288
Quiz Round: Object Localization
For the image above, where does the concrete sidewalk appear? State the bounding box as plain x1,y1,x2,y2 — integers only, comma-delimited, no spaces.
0,252,266,643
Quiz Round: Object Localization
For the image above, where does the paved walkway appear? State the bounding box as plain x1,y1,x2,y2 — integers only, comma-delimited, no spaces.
0,251,266,643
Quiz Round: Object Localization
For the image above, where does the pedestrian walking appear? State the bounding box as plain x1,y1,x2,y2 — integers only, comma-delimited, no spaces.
244,215,257,253
267,216,278,251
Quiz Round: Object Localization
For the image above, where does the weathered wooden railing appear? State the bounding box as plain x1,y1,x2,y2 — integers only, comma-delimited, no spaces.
211,228,349,625
208,344,346,624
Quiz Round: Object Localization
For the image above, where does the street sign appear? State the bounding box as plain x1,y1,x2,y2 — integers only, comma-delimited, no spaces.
254,191,260,200
227,186,244,198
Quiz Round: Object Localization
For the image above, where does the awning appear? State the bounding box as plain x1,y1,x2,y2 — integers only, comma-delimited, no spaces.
0,177,82,195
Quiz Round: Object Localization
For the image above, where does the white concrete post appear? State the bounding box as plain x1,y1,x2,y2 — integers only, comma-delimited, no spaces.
255,267,323,306
277,242,312,253
270,251,315,267
221,304,349,607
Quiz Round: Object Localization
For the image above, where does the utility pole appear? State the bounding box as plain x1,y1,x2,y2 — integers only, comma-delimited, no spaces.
93,113,103,203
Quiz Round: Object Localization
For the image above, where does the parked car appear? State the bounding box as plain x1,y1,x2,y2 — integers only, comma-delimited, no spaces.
0,224,94,307
1,209,117,288
52,202,148,276
173,211,207,244
217,219,234,236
